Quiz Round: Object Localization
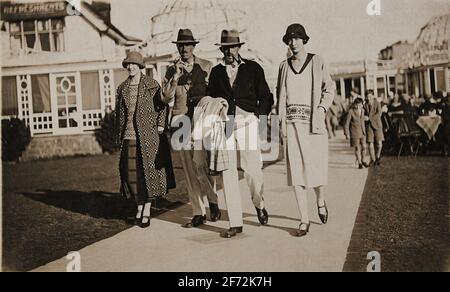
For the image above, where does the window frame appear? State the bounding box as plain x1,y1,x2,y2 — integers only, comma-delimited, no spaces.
9,18,65,53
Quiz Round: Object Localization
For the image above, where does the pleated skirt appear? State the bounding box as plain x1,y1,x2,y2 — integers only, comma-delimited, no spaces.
286,123,328,188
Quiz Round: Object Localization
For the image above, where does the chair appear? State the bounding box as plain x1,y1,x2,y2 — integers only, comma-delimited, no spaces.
394,115,422,158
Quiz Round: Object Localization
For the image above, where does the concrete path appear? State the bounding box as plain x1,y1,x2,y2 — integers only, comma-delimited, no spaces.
35,132,368,272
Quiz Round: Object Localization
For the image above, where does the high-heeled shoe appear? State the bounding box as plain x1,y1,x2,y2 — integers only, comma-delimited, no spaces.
296,222,310,237
140,203,151,228
318,202,329,225
140,216,151,228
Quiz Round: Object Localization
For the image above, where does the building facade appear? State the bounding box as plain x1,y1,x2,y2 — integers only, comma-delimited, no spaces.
405,14,450,97
1,1,140,160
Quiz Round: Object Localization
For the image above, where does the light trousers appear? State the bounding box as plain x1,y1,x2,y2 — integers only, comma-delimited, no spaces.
221,118,265,228
179,149,218,216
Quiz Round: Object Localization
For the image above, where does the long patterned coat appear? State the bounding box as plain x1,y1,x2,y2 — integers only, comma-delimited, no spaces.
115,74,176,199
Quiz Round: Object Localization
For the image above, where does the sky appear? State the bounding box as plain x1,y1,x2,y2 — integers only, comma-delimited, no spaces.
110,0,450,64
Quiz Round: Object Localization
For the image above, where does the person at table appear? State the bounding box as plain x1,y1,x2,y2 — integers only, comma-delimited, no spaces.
388,93,403,115
419,94,439,116
401,94,417,118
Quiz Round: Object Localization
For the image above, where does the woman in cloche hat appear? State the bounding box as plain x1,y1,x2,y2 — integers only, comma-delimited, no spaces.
115,51,175,228
277,24,335,237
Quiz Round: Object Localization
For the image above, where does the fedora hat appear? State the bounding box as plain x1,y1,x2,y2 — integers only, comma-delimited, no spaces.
215,29,246,47
282,23,310,45
172,29,200,44
122,51,145,69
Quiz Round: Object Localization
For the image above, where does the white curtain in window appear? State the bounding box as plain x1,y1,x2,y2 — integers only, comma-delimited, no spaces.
81,72,101,110
1,76,19,116
31,75,51,113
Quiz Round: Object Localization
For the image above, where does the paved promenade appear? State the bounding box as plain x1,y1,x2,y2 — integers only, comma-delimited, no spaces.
35,134,368,272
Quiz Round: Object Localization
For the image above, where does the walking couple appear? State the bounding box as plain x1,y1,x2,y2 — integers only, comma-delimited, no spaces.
115,23,335,238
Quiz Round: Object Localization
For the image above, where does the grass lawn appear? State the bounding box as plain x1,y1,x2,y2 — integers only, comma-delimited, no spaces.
344,156,450,272
2,153,190,272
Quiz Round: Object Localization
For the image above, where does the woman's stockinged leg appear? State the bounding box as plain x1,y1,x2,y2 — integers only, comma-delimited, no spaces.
143,201,151,218
136,204,144,219
294,186,309,223
140,200,152,228
314,186,326,215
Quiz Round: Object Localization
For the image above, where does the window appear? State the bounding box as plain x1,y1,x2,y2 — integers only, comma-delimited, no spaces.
376,77,386,99
430,69,436,94
435,68,446,92
335,80,341,96
388,76,396,94
81,72,101,110
9,18,64,53
2,76,19,116
31,74,51,113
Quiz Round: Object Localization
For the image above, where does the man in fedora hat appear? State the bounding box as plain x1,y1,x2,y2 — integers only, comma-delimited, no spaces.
161,28,221,229
208,29,274,238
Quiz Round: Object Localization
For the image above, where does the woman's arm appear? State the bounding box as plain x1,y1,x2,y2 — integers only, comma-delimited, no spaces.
276,62,287,137
155,88,168,132
115,87,123,145
319,59,336,112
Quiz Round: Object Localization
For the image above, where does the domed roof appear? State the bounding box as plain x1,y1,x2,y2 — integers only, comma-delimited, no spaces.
412,13,450,67
147,0,248,56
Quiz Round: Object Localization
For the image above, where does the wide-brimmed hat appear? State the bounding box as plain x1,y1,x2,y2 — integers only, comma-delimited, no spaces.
215,29,246,47
282,23,310,45
122,51,145,69
172,29,200,44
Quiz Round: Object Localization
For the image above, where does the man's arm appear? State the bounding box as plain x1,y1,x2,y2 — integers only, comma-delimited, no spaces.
161,66,179,104
207,67,217,97
255,64,274,117
155,87,168,132
114,86,123,145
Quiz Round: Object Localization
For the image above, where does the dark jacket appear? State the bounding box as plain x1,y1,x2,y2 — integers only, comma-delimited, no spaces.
345,107,366,139
116,74,176,199
208,59,274,117
162,56,212,118
364,99,383,130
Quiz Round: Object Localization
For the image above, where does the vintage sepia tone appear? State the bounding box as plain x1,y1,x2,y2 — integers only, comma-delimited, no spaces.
0,0,449,273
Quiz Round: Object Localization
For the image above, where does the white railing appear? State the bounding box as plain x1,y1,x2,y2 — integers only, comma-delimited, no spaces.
81,109,102,131
30,112,53,136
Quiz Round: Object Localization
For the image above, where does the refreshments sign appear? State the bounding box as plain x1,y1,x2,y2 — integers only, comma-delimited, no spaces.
0,1,69,21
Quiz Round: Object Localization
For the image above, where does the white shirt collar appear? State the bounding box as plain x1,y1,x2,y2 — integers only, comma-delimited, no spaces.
219,56,245,68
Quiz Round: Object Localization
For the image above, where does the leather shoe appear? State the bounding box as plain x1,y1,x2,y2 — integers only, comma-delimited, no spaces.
220,227,243,238
318,202,329,225
209,203,222,222
182,215,206,228
296,222,310,237
139,216,151,228
256,208,269,225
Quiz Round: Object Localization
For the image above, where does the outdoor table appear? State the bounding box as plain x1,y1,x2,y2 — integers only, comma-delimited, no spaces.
416,115,442,141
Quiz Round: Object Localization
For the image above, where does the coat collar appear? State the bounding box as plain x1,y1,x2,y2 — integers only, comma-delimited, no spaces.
123,74,159,91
